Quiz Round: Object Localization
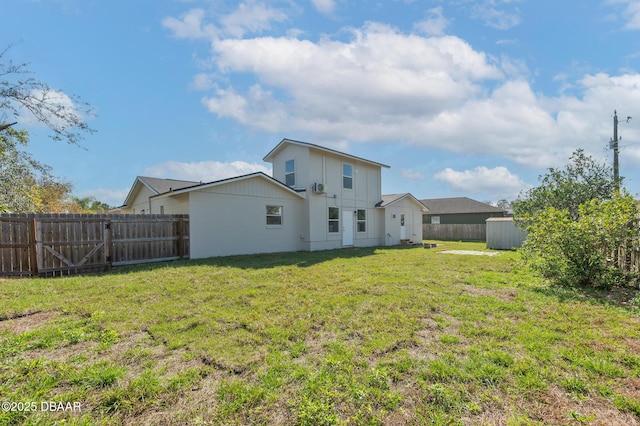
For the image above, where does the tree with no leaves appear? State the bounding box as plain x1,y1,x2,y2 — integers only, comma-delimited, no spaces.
0,44,95,145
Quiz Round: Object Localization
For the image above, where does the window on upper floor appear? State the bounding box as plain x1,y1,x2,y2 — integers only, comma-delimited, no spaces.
266,205,283,226
285,159,295,187
343,163,353,189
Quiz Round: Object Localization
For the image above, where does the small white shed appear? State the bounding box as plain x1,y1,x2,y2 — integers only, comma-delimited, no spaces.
486,217,527,250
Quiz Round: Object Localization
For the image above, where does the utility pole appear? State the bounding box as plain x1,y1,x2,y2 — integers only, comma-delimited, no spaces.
612,111,620,191
610,111,631,192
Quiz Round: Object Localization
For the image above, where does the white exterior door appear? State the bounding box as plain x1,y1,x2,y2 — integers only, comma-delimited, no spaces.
343,210,354,246
400,213,407,240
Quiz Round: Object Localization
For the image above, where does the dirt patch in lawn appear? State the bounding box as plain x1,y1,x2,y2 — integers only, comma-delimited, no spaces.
439,250,500,256
0,310,58,334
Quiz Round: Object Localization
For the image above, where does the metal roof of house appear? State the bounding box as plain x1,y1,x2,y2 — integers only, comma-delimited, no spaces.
419,197,505,215
263,138,390,169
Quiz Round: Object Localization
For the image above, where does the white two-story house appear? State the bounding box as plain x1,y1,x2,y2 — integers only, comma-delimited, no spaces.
120,139,427,259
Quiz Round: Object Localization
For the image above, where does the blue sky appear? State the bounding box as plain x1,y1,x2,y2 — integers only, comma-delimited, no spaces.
3,0,640,206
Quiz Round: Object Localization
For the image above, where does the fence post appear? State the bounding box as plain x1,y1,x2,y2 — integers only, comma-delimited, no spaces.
29,215,38,276
35,217,44,275
176,216,184,259
105,219,113,269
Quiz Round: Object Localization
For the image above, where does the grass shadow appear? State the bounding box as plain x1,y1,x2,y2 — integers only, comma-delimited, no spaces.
531,283,640,312
107,245,401,276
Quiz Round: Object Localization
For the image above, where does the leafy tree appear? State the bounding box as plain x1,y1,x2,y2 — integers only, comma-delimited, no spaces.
513,149,617,227
520,193,638,288
70,196,112,213
0,126,77,213
1,127,48,212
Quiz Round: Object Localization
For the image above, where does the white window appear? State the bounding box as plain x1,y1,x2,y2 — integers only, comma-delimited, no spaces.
328,207,340,233
357,209,366,232
285,159,295,187
266,205,283,226
343,163,353,189
431,216,440,224
160,205,165,214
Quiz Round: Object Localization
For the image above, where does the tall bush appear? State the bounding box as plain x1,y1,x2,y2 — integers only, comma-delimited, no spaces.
521,193,638,288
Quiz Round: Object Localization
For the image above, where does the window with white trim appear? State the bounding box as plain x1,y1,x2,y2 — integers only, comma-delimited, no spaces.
285,159,295,187
431,216,440,224
328,207,340,233
357,209,366,232
343,163,353,189
266,205,283,226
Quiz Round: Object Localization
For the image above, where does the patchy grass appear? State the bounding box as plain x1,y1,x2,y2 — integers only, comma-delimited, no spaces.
0,241,639,425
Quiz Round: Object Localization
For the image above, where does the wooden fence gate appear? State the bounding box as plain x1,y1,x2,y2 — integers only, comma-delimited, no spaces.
0,214,189,277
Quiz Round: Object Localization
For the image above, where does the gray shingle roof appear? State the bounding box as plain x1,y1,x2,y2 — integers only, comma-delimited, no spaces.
137,176,201,194
419,197,505,215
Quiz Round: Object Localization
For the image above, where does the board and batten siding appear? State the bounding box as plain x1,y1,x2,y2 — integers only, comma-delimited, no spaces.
305,151,384,251
383,197,424,246
150,193,189,215
123,185,156,214
188,178,305,259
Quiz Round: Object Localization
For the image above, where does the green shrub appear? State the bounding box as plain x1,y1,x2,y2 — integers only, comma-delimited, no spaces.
521,193,638,288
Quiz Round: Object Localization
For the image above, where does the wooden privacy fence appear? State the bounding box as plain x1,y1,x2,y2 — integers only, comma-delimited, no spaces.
0,214,189,277
423,224,486,241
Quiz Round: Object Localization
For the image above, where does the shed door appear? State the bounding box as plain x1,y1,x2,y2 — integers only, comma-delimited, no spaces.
342,210,354,246
400,213,407,240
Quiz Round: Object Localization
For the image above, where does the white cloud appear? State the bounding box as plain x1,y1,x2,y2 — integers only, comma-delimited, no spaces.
434,166,530,198
163,2,288,40
470,2,522,30
607,0,640,30
142,160,271,182
165,10,640,171
16,89,92,130
414,7,450,36
162,9,218,39
79,188,130,207
401,168,423,180
220,1,288,38
311,0,335,15
204,23,503,140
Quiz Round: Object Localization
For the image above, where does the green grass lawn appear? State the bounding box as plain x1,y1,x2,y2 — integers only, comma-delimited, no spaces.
1,241,639,425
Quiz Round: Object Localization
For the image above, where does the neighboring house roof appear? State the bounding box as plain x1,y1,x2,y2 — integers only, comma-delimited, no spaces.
122,176,200,208
263,138,391,169
376,193,428,211
419,197,505,215
152,172,306,199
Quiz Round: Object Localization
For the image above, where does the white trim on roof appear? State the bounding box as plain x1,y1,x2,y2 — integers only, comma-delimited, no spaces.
377,193,428,212
121,177,159,208
150,172,306,200
263,138,390,169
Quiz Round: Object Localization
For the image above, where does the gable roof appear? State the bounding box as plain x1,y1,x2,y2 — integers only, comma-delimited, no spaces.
152,172,305,199
122,176,200,207
263,138,390,169
419,197,505,215
376,193,428,211
138,176,201,194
